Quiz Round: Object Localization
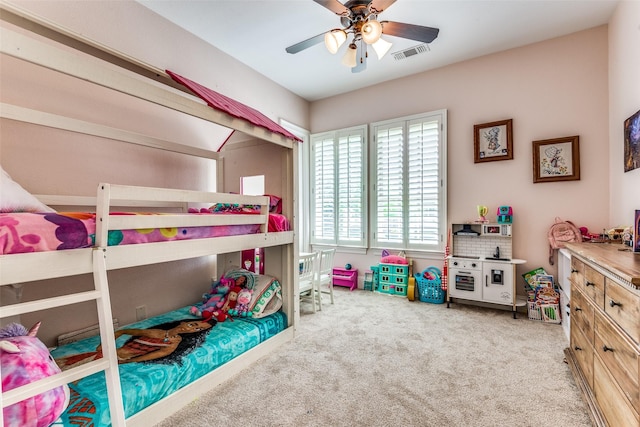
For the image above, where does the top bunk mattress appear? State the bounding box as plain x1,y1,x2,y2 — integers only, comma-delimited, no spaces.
0,211,289,255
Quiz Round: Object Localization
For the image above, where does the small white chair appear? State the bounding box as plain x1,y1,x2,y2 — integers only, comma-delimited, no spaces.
316,248,336,305
299,252,321,312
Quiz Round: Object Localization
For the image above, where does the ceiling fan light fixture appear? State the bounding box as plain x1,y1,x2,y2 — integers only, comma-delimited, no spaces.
324,29,347,54
341,42,358,68
361,19,382,44
372,37,392,59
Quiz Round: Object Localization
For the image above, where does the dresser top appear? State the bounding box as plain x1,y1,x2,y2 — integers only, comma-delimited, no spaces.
565,242,640,288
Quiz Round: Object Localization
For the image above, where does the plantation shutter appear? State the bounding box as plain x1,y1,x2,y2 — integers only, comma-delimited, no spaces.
372,110,446,251
310,126,366,247
312,134,335,242
407,118,440,245
337,131,364,244
375,123,404,245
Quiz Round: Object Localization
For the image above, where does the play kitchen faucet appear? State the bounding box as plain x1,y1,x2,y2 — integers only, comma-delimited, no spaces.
486,246,510,261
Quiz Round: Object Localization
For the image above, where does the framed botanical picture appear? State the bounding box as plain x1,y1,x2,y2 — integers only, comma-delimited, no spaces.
532,136,580,183
474,119,513,163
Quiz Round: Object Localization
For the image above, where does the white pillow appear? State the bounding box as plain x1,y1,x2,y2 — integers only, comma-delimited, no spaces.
0,167,56,213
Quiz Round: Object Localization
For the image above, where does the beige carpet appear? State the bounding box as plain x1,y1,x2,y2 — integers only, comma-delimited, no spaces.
155,289,591,427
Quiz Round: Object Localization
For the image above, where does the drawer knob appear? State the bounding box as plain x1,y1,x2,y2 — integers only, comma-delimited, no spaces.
571,268,578,273
574,306,582,312
609,299,622,308
574,345,582,351
602,345,614,352
586,281,595,287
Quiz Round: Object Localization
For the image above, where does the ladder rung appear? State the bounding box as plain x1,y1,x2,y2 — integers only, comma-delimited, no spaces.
2,358,110,407
0,290,102,318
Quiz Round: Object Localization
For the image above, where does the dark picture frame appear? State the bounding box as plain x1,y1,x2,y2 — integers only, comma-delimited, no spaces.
474,119,513,163
532,136,580,183
624,109,640,173
634,210,640,253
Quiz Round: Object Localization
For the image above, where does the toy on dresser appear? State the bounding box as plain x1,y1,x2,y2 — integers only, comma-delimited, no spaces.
1,322,70,427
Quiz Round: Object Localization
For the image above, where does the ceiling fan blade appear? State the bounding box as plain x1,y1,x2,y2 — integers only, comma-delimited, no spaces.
370,0,397,14
313,0,350,16
381,21,440,44
352,41,367,73
285,32,327,54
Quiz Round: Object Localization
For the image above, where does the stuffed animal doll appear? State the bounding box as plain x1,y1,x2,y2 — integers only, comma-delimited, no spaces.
204,286,242,322
1,322,70,427
189,277,233,318
228,288,253,317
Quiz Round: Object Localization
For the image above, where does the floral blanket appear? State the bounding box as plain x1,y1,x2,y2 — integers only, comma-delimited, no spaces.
0,211,288,255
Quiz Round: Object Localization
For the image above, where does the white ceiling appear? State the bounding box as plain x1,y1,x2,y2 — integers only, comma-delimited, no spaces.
138,0,618,102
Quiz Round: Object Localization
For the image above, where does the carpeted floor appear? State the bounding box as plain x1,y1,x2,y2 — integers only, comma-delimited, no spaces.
155,289,591,427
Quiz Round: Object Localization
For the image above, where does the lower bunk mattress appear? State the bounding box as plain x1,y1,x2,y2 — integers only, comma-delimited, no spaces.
49,307,287,426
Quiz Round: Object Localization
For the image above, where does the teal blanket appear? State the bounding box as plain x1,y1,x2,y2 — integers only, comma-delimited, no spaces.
50,307,287,426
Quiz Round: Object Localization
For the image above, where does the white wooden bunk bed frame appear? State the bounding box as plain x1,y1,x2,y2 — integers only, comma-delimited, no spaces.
0,3,300,426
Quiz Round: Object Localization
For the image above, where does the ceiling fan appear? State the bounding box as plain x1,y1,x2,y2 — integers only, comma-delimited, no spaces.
285,0,439,73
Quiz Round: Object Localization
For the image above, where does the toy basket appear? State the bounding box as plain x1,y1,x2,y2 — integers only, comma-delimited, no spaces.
415,267,445,304
527,301,561,324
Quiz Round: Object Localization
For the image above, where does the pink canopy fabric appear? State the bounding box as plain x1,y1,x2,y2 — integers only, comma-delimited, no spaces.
167,70,302,144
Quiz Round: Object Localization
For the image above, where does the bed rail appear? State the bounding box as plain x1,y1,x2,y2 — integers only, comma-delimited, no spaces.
94,183,270,248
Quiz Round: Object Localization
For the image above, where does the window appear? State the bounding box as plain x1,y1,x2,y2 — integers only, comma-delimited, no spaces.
309,110,446,254
371,110,447,252
310,126,366,248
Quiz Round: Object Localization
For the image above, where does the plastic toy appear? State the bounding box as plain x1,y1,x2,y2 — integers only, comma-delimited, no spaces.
380,249,408,265
1,322,70,427
497,206,513,223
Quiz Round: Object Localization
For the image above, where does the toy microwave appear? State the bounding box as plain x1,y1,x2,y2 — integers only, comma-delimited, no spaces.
482,224,512,237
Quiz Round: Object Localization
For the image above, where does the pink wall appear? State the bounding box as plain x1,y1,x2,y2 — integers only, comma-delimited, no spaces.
608,1,640,226
312,26,610,280
0,0,307,344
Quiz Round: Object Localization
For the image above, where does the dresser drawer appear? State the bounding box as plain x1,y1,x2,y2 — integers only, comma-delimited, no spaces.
605,278,640,344
583,264,605,308
571,257,585,288
571,320,594,388
571,285,594,344
594,355,640,427
594,310,640,414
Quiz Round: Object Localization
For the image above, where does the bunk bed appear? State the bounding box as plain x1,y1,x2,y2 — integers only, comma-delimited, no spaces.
0,3,300,426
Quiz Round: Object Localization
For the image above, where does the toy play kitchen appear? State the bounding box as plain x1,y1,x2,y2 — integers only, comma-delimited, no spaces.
447,206,527,317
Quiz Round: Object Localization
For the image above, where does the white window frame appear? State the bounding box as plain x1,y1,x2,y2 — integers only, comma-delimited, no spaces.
280,119,310,253
370,109,447,253
310,125,367,248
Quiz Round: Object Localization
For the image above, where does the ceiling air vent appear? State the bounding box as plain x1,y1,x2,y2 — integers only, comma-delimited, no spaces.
392,44,430,61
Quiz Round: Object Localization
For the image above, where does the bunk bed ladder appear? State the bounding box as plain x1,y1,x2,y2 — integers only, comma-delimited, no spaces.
93,248,127,426
0,249,126,426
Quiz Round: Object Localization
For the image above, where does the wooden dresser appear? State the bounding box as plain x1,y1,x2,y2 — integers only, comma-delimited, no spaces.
564,243,640,427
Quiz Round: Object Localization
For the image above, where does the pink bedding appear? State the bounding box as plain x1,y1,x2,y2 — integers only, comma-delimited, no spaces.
0,211,289,255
